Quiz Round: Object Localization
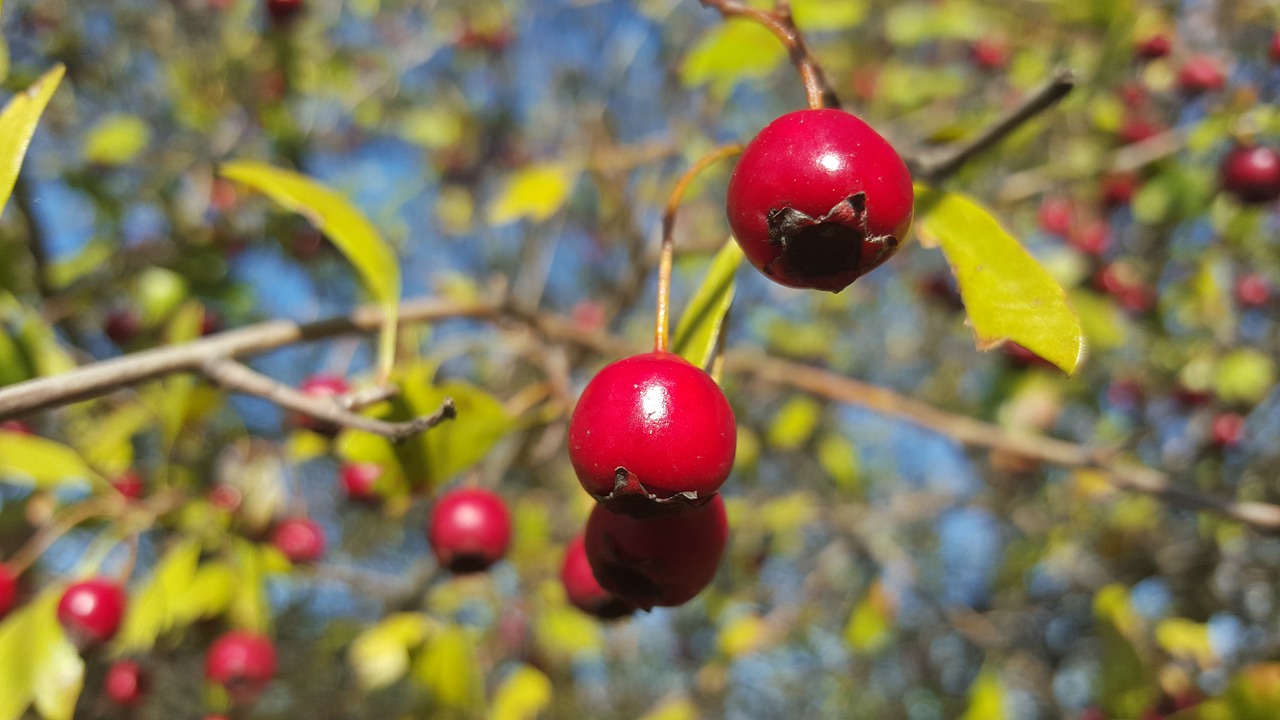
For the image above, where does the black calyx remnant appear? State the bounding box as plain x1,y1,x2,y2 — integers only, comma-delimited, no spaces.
764,193,899,292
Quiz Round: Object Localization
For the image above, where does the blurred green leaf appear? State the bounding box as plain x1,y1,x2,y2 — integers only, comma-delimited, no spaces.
0,64,64,217
845,580,894,654
0,432,98,487
228,538,271,634
640,698,698,720
83,114,150,166
30,624,82,720
959,667,1006,720
350,613,433,691
71,403,151,478
0,587,83,720
681,20,787,95
136,267,189,328
766,396,821,451
884,1,988,45
412,625,483,711
48,241,114,290
116,538,201,653
220,161,402,379
817,434,860,493
1227,664,1280,720
0,35,9,85
719,612,767,658
1214,349,1274,406
534,598,603,660
487,162,577,225
1156,618,1213,667
791,0,867,30
1094,584,1155,717
172,562,236,624
915,185,1084,375
491,664,553,720
672,239,741,371
1069,290,1130,351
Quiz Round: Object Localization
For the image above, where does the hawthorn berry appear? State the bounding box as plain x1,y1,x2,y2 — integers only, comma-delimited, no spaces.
560,535,634,620
266,0,303,24
57,578,127,648
271,517,326,564
104,659,146,707
726,109,914,292
1211,412,1246,448
0,564,18,618
1220,144,1280,205
1118,117,1163,145
427,488,511,573
1236,273,1272,307
970,37,1008,70
340,462,382,503
292,374,350,436
0,420,33,435
1176,55,1226,95
568,352,735,515
1271,31,1280,64
584,493,728,610
1135,34,1172,61
205,631,277,703
1100,173,1138,208
1037,197,1075,236
112,469,145,500
1069,220,1111,256
104,308,141,346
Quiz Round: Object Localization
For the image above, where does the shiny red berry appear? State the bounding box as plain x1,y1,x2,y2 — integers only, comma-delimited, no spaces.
726,109,914,292
293,374,349,436
584,494,728,610
104,660,146,707
57,578,127,648
1135,34,1172,61
560,535,634,620
0,564,18,618
205,631,277,703
1236,273,1272,307
1220,145,1280,205
111,469,145,500
568,352,735,515
427,488,511,573
1211,412,1246,448
271,517,326,564
1176,55,1226,94
340,462,382,503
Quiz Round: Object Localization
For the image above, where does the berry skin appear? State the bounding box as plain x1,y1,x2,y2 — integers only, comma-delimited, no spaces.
271,517,326,564
57,578,127,648
1118,117,1163,145
1176,55,1226,95
205,631,277,704
584,494,728,610
111,469,145,500
427,488,511,573
568,352,736,515
1100,173,1138,208
340,462,382,503
292,374,350,436
560,535,634,620
726,109,914,293
1220,145,1280,205
1069,220,1111,256
104,660,146,707
0,564,18,618
1236,273,1272,307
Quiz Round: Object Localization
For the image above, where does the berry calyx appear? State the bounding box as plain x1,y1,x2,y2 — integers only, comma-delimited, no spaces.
584,494,728,610
0,564,19,618
57,578,127,648
292,374,350,436
726,109,914,293
111,469,145,500
1220,144,1280,205
205,631,277,704
104,659,146,707
1176,55,1226,95
427,488,511,573
568,352,736,515
560,535,634,620
271,517,326,564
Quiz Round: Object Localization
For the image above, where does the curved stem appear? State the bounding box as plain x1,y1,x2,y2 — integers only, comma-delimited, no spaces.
654,144,743,353
7,497,119,576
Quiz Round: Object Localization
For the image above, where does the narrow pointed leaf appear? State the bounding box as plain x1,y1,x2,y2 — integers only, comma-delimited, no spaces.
672,238,741,371
0,431,98,487
0,64,64,216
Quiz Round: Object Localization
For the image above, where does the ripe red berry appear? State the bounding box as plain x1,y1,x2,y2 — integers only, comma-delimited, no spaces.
205,631,277,703
209,484,242,512
1118,117,1163,145
266,0,303,24
1135,34,1172,61
560,535,634,620
271,517,326,564
1069,220,1111,256
1002,342,1054,370
1220,145,1280,205
1176,55,1227,95
1236,273,1272,307
57,578,127,648
0,420,33,435
971,37,1008,70
584,494,728,610
111,469,145,500
726,109,914,292
1037,197,1075,236
292,374,349,436
104,659,146,706
1100,173,1138,208
104,308,141,346
1271,31,1280,64
427,488,511,573
340,462,382,503
568,352,736,515
0,564,18,618
1211,412,1246,448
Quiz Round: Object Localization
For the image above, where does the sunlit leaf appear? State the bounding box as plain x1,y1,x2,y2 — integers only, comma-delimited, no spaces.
1156,618,1214,668
116,538,201,653
171,562,236,624
640,698,698,720
220,161,402,379
0,64,64,216
1094,584,1154,717
0,432,98,487
491,664,553,720
1227,663,1280,720
71,403,151,478
487,162,576,225
915,184,1084,374
681,20,787,94
31,624,84,720
412,625,483,711
719,612,767,658
817,434,860,493
83,114,151,166
672,239,741,371
228,538,270,634
1214,349,1274,406
0,587,83,720
766,396,821,451
350,613,434,691
845,580,894,654
959,667,1006,720
791,0,867,30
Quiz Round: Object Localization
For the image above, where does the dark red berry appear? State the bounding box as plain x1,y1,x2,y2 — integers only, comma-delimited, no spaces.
916,273,964,311
57,578,127,647
104,660,146,707
1176,55,1226,95
1002,342,1054,370
271,517,326,564
266,0,303,24
1135,34,1172,61
427,488,511,573
104,308,141,346
584,493,728,610
1100,173,1138,207
560,535,634,620
1220,145,1280,205
1271,31,1280,64
200,310,222,336
0,564,18,618
971,37,1008,70
111,469,145,500
292,374,350,436
1211,412,1246,448
1118,117,1163,145
1038,197,1075,236
1236,273,1272,307
340,462,382,503
568,352,736,515
0,420,33,435
205,631,277,704
726,109,914,292
1069,220,1111,256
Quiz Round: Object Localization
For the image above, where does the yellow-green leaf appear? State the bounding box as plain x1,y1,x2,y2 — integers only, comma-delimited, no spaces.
640,698,698,720
0,64,64,217
681,20,787,94
412,625,483,710
792,0,867,30
1156,618,1214,667
171,562,236,624
1214,349,1274,406
487,162,576,225
83,114,150,166
350,613,434,691
71,403,151,478
220,161,402,379
228,538,270,634
116,538,201,653
845,580,894,654
672,239,741,371
817,434,860,493
534,603,603,660
766,396,821,451
491,664,553,720
1227,664,1280,720
31,627,83,720
914,184,1084,374
959,667,1006,720
0,432,98,487
0,587,83,720
719,612,767,658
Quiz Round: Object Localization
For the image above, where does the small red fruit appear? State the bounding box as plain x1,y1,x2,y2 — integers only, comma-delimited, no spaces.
205,631,277,703
1220,144,1280,205
104,308,141,346
57,578,127,647
1176,55,1227,95
1211,412,1246,448
104,659,146,707
1069,220,1111,256
1118,117,1163,145
209,484,242,512
1002,342,1054,370
112,469,145,500
271,517,326,564
971,37,1008,70
1236,273,1272,307
266,0,303,24
0,420,33,435
427,488,511,573
1271,31,1280,64
584,494,728,610
726,109,914,292
1038,197,1075,236
560,535,634,620
340,462,382,503
0,564,18,618
568,352,736,514
1100,173,1138,208
292,374,350,436
1134,34,1172,61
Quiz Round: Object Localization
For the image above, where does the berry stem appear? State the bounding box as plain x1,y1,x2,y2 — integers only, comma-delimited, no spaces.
655,144,743,353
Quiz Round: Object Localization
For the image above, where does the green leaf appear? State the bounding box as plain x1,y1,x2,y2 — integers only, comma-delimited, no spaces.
844,580,894,654
350,613,434,691
491,664,553,720
914,185,1084,374
171,562,236,624
228,538,271,634
0,64,64,217
959,667,1006,720
83,114,150,166
681,20,787,95
0,432,98,487
487,162,576,225
220,161,402,379
412,625,483,711
766,396,821,451
817,434,860,493
672,239,741,371
0,587,84,720
30,626,84,720
1227,664,1280,720
71,403,151,478
1214,349,1274,406
115,538,201,653
791,0,867,30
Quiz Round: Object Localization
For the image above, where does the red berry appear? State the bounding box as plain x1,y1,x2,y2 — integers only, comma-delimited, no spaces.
1220,145,1280,205
1211,412,1246,448
971,37,1008,70
1037,197,1075,236
57,578,127,648
568,352,736,515
0,420,33,435
340,462,382,503
584,494,728,610
726,109,914,292
266,0,303,24
1271,31,1280,64
1100,173,1138,207
104,660,146,707
111,469,145,500
292,374,350,436
1118,117,1163,145
104,308,141,346
205,631,277,703
1135,34,1172,61
0,564,18,618
1002,342,1054,370
209,484,242,512
1069,220,1111,256
271,517,326,564
427,488,511,573
560,535,634,620
1119,82,1148,109
1176,55,1227,95
1236,273,1272,307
